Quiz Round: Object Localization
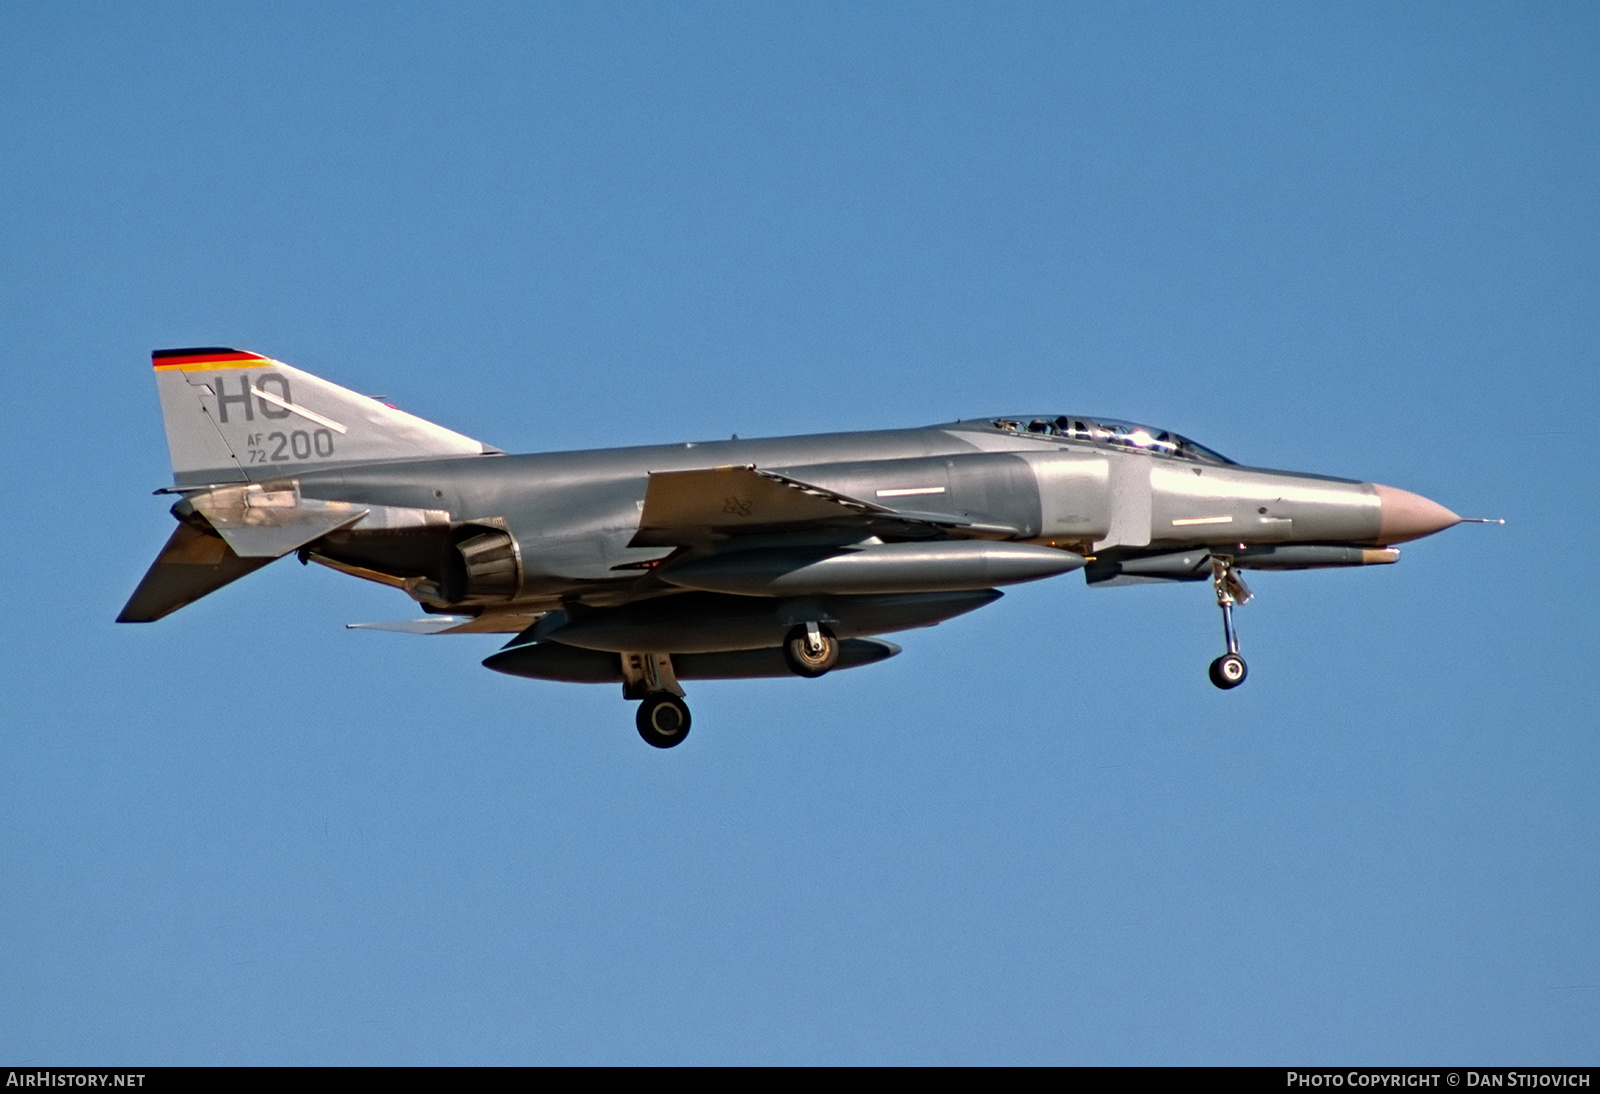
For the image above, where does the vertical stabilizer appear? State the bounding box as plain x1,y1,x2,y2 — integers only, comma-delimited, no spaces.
151,348,495,486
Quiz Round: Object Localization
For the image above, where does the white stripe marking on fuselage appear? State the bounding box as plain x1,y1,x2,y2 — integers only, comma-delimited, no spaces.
876,486,946,498
1171,515,1233,526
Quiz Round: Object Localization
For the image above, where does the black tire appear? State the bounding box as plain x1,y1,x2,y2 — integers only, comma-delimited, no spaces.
636,692,691,748
1208,653,1248,690
782,624,840,678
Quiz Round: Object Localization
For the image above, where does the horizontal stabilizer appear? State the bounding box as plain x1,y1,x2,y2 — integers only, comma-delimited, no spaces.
117,521,277,622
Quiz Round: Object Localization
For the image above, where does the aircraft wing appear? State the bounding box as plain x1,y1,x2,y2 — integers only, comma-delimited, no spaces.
628,465,1018,548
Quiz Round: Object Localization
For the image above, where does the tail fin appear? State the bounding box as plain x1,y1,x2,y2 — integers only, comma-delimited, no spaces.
152,348,496,486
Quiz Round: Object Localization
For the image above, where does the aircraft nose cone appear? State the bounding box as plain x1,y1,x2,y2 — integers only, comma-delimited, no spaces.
1373,483,1461,544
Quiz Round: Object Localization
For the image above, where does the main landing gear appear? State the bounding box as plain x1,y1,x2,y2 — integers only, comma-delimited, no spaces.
622,626,839,748
782,622,839,678
636,692,691,748
622,651,692,748
1208,556,1251,690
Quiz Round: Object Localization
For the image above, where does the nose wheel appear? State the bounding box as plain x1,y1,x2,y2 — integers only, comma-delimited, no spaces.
1209,652,1247,689
1209,557,1251,690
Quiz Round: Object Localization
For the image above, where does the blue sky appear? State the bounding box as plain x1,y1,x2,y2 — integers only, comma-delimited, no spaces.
2,1,1596,1064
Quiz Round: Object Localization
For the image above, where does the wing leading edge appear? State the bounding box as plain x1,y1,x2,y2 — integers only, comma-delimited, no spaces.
629,465,1019,548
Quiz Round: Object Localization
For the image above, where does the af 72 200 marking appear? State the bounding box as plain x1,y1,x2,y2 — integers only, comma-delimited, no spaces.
247,428,337,463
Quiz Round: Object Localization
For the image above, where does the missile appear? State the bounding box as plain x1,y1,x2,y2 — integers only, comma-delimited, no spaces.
657,541,1085,597
1085,543,1402,585
530,589,1005,654
1233,544,1400,570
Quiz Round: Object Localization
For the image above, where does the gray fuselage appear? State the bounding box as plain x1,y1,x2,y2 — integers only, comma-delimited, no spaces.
293,417,1383,612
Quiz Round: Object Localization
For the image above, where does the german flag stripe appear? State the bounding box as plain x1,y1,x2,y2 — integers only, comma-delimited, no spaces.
152,348,269,370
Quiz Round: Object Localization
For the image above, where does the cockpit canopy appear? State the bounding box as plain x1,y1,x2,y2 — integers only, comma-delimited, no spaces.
987,415,1234,465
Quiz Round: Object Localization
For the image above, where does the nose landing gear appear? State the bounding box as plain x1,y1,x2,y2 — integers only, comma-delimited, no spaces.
1208,557,1251,690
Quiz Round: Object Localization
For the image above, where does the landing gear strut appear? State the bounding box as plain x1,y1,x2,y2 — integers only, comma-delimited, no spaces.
1208,556,1251,690
622,651,691,748
782,622,839,678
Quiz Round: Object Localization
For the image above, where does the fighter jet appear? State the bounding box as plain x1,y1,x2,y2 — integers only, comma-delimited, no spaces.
119,348,1492,747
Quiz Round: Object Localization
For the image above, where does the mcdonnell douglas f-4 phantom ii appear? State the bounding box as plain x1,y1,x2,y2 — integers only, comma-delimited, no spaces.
120,348,1494,748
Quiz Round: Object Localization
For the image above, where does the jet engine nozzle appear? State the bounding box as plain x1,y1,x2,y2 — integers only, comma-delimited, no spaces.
440,529,521,602
1372,484,1461,544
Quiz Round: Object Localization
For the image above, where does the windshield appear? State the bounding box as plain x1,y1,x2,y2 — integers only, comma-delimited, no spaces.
987,415,1234,465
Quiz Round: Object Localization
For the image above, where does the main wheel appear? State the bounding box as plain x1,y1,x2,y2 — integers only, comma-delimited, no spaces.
636,692,691,748
1208,653,1248,690
782,624,839,678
